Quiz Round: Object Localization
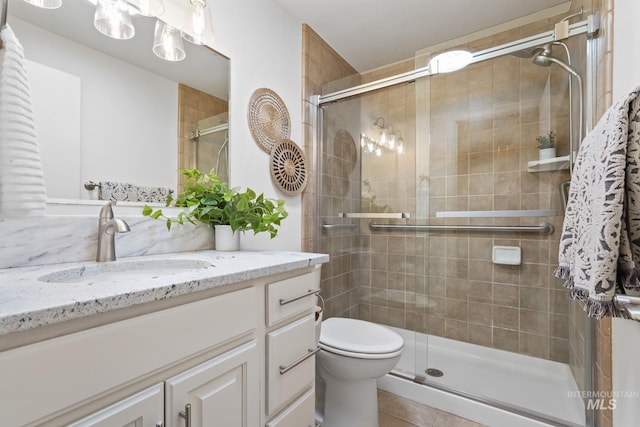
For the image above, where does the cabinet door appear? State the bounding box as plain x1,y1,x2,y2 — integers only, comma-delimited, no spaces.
68,383,164,427
165,341,259,427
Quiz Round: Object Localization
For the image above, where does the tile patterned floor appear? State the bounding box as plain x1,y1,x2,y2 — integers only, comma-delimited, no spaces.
378,389,488,427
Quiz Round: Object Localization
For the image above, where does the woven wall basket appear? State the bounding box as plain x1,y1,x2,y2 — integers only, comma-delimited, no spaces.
270,139,308,196
247,88,291,153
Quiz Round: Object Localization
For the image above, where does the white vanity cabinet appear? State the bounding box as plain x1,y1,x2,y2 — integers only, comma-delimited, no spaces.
165,341,259,427
0,286,258,427
0,262,324,427
68,383,165,427
264,268,321,427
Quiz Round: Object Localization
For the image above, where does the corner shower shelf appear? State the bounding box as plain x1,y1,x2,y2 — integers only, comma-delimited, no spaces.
527,155,570,172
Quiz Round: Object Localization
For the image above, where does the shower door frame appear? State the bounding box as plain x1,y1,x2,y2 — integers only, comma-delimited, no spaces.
314,15,600,427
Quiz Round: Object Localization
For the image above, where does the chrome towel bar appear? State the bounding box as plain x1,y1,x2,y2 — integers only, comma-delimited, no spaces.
614,295,640,321
368,222,554,235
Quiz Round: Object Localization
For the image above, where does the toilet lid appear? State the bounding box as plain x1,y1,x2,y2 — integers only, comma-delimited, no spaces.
319,318,404,355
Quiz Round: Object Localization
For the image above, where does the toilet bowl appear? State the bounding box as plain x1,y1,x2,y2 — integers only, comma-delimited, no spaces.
315,317,403,427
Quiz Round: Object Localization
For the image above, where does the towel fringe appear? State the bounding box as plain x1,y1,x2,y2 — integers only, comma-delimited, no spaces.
554,266,630,319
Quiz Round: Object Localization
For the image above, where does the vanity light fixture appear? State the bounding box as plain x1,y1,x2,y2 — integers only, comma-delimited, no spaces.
181,0,213,45
153,20,186,61
21,0,214,60
93,0,135,40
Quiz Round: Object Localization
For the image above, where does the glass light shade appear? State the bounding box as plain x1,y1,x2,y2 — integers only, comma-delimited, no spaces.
22,0,62,9
94,0,135,40
153,20,186,62
129,0,164,17
182,0,213,45
428,50,473,74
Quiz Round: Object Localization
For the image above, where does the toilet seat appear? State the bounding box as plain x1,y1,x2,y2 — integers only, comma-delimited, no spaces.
319,318,404,359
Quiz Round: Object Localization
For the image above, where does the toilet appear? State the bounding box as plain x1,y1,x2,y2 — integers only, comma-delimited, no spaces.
315,317,404,427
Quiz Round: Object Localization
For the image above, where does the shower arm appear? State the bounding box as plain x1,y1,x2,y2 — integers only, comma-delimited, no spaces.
546,56,583,166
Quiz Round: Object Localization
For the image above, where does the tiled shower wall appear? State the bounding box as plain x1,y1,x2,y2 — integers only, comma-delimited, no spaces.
301,25,361,318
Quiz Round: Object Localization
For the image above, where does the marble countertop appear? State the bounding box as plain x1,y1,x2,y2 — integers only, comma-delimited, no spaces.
0,250,329,337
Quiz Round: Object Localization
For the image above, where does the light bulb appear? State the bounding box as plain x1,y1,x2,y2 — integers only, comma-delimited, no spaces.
182,0,213,45
375,148,382,157
94,0,135,40
153,20,186,62
367,142,374,152
397,142,404,154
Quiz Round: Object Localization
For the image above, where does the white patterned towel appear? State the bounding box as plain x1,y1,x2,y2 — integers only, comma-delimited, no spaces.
556,87,640,318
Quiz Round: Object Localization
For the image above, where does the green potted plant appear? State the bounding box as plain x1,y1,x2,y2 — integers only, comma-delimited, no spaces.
536,131,556,160
142,169,288,250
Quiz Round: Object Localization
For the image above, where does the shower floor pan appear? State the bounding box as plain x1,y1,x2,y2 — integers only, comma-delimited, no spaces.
379,327,585,427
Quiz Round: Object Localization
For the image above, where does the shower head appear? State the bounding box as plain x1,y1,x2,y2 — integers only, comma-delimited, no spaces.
531,44,554,67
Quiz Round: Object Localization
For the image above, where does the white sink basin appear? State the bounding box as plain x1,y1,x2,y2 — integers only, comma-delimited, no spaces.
38,258,213,284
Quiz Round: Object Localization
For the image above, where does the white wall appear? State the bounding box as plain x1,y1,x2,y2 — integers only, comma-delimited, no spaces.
612,2,640,426
196,0,303,251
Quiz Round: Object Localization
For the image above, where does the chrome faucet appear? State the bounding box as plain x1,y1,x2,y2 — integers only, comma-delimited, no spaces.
96,201,130,262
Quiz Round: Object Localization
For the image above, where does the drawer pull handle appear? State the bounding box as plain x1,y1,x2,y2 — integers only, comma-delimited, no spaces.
279,289,321,306
179,403,191,427
279,347,320,375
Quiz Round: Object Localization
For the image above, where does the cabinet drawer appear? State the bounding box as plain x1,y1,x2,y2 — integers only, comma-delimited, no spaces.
266,268,320,327
266,387,314,427
266,314,317,415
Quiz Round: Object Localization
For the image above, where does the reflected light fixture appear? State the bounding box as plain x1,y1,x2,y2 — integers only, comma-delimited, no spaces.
182,0,213,45
428,50,473,74
153,20,186,61
22,0,62,9
94,0,135,40
360,117,405,155
26,0,215,61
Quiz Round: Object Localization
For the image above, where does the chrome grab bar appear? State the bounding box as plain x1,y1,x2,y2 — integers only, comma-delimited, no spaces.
279,347,321,375
614,295,640,321
279,289,321,306
339,212,410,219
322,223,357,231
368,222,554,235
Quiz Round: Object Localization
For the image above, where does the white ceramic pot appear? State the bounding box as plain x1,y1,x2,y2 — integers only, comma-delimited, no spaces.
214,225,240,251
539,147,556,160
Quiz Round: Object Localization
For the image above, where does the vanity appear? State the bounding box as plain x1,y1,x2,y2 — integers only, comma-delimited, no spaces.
0,250,328,427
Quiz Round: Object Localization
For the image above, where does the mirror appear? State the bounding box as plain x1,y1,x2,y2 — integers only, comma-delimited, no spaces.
6,0,229,204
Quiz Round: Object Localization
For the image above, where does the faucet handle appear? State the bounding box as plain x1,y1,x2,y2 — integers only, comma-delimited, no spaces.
99,201,114,219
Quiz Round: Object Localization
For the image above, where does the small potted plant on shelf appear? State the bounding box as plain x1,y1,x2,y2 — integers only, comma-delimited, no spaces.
142,169,288,251
536,131,556,161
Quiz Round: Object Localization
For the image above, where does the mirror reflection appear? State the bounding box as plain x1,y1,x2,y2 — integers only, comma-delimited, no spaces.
6,0,229,203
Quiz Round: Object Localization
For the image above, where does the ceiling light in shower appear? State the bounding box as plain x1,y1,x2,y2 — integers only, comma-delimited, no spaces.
428,50,473,74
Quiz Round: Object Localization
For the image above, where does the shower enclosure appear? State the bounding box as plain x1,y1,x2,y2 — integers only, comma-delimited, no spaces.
315,13,597,427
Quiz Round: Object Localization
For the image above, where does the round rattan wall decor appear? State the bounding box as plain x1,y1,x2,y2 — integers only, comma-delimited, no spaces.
247,88,291,153
270,139,308,196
